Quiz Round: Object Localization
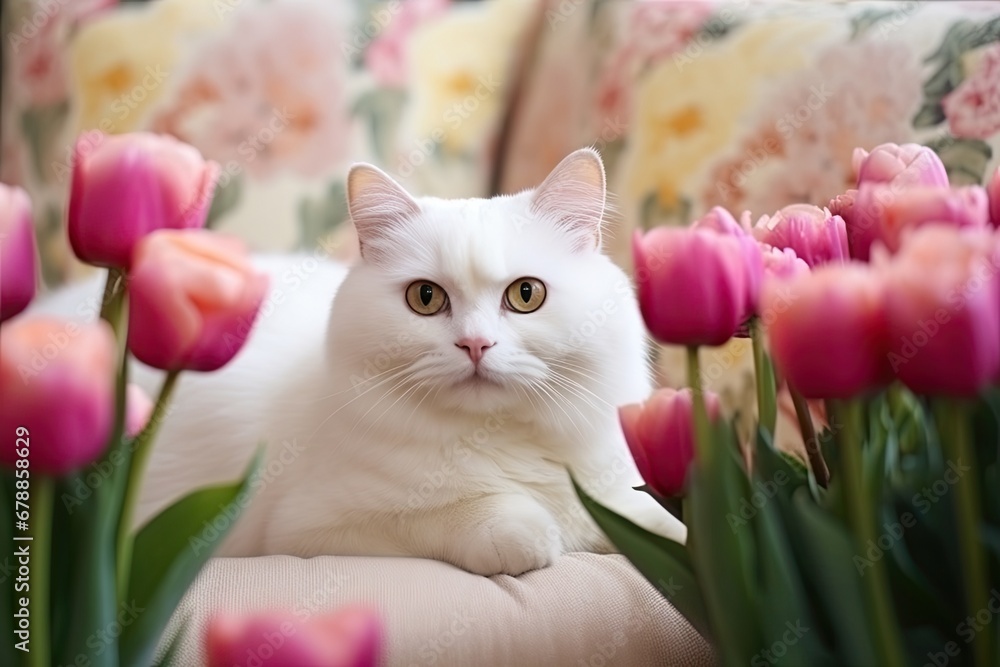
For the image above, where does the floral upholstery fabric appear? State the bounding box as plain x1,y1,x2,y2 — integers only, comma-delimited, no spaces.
3,0,1000,439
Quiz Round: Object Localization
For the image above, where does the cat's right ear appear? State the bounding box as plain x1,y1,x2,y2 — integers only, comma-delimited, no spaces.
347,164,420,260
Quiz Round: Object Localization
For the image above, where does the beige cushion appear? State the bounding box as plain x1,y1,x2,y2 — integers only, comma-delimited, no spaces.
161,553,713,666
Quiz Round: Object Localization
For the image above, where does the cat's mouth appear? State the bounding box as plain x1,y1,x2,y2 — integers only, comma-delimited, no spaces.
459,369,503,388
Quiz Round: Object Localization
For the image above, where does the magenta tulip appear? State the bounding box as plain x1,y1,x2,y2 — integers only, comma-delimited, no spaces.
853,142,949,189
0,317,116,474
0,184,38,322
988,165,1000,227
882,225,1000,395
207,607,380,667
619,388,722,498
127,230,268,372
753,204,849,267
633,227,762,346
68,132,220,268
763,263,891,399
849,184,989,259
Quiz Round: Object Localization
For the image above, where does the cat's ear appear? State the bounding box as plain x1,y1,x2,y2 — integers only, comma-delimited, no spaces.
530,148,606,251
347,163,420,259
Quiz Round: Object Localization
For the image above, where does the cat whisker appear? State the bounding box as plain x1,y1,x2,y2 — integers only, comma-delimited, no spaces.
305,365,415,441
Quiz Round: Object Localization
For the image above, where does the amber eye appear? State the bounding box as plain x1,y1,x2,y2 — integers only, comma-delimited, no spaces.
505,278,546,313
405,281,448,315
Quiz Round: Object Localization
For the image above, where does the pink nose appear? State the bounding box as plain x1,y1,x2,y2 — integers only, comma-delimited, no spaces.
456,337,495,365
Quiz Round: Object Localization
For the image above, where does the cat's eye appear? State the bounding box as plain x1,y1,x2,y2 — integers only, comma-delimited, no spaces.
505,278,546,313
405,281,448,315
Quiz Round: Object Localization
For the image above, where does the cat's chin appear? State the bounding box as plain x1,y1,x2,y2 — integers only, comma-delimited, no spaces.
435,374,524,413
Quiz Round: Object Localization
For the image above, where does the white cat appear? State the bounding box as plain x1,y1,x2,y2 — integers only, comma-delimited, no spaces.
46,148,686,576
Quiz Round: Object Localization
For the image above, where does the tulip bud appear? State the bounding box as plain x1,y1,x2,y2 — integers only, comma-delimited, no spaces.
987,165,1000,227
850,184,989,259
619,388,722,498
0,184,38,322
764,264,891,399
853,143,949,189
0,318,116,474
883,225,1000,396
633,228,762,346
68,132,220,268
125,384,154,438
761,245,810,281
127,230,269,372
753,204,849,267
207,607,380,667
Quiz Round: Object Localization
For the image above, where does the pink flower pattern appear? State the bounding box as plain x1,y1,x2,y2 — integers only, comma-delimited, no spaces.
151,2,350,180
943,43,1000,140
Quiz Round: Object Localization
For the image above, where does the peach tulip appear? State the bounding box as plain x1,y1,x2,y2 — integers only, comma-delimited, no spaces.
882,226,1000,395
0,317,116,474
68,132,219,268
853,142,949,189
850,184,989,258
619,388,722,498
988,165,1000,227
764,264,891,399
753,204,849,267
633,227,762,346
206,607,380,667
127,230,268,372
0,184,37,322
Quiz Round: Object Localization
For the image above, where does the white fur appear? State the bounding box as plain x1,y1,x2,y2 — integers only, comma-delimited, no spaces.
38,150,686,576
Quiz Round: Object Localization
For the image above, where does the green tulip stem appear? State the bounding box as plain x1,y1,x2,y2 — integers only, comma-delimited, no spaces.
749,317,777,437
830,399,905,667
115,369,181,601
788,384,829,488
28,475,53,667
99,268,127,340
685,346,712,465
936,399,991,667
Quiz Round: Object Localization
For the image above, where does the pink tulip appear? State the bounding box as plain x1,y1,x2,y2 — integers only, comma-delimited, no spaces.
633,227,762,346
753,204,849,267
0,184,38,322
206,607,380,667
988,166,1000,227
127,230,269,372
853,143,949,189
850,184,990,259
68,132,220,268
882,225,1000,396
619,388,722,498
763,264,891,399
125,384,154,438
761,245,810,281
0,317,115,474
691,206,751,237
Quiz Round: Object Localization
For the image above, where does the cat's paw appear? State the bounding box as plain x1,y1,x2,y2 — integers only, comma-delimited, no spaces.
449,497,563,576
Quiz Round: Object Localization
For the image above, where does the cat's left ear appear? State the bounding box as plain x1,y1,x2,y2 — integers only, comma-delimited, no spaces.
530,148,606,251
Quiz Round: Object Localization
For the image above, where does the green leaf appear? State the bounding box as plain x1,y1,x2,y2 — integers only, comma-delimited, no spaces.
298,181,349,250
571,478,711,640
925,136,994,186
686,422,761,665
786,490,880,666
0,472,18,667
205,173,244,230
55,449,133,667
120,451,262,666
351,88,408,164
